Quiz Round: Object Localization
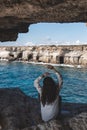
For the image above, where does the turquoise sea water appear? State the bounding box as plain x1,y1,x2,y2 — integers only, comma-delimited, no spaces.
0,61,87,103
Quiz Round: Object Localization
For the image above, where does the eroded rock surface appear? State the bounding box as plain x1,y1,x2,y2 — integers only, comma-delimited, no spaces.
69,113,87,130
0,88,41,130
0,88,87,130
0,0,87,41
0,45,87,67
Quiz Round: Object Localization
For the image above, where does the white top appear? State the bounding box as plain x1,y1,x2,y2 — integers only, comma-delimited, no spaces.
34,72,63,122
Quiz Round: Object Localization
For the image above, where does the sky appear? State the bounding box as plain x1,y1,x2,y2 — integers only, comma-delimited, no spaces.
0,22,87,46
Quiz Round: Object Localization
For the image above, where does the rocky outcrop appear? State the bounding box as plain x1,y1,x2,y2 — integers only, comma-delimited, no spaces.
69,113,87,130
0,0,87,42
0,45,87,67
22,120,63,130
0,88,41,130
0,51,10,59
0,88,87,130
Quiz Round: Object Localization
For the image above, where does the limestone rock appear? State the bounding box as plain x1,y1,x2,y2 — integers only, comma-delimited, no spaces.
11,51,22,59
64,51,83,65
0,50,10,59
0,0,87,41
79,52,87,66
33,51,39,61
0,45,87,67
69,112,87,130
22,51,33,61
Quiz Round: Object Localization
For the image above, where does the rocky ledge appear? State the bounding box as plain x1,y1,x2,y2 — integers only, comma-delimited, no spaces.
0,45,87,67
0,88,87,130
0,0,87,42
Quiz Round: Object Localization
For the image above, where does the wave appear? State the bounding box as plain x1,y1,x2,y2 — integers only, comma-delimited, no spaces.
23,61,82,68
0,59,82,68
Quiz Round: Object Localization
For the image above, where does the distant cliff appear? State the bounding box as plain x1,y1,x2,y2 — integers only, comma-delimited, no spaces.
0,45,87,67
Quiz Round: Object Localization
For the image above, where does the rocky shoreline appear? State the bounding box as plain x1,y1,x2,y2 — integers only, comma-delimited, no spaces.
0,88,87,130
0,45,87,67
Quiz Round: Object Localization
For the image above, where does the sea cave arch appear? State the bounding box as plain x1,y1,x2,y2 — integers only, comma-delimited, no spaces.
0,0,87,42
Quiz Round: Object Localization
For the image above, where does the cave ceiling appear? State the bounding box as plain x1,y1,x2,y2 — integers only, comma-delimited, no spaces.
0,0,87,42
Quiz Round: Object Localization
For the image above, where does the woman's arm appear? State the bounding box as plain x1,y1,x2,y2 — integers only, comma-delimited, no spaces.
34,72,50,94
34,76,42,94
47,65,63,90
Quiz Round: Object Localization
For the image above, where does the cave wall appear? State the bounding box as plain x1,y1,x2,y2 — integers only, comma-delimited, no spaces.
0,0,87,42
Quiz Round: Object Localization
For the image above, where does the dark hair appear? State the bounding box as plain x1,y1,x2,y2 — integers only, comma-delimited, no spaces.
41,76,58,106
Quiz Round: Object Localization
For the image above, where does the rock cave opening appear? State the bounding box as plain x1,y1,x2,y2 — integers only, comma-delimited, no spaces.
28,54,33,61
59,56,64,64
